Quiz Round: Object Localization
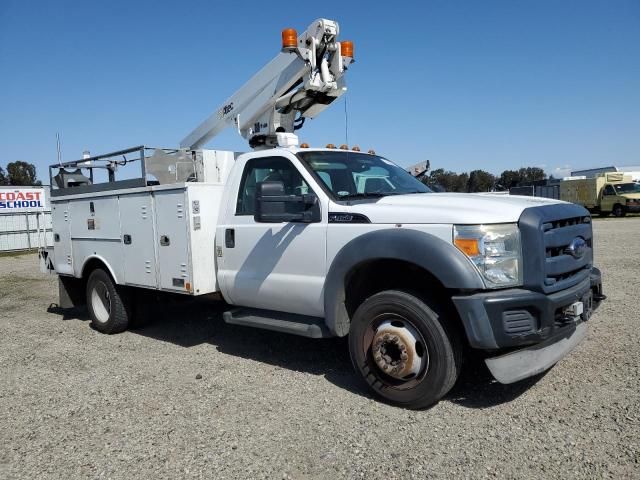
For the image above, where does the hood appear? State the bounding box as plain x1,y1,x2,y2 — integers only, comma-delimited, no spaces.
620,193,640,200
338,193,565,224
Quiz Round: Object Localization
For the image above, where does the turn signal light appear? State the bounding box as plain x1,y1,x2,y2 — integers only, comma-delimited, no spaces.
326,143,336,149
352,145,361,151
341,40,354,58
300,142,309,148
339,144,349,150
454,238,480,257
282,28,298,51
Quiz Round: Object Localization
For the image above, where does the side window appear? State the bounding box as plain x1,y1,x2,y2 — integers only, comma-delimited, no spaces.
603,185,616,196
236,157,311,215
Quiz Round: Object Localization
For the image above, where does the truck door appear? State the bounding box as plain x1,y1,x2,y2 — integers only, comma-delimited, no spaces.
217,155,327,317
601,184,616,212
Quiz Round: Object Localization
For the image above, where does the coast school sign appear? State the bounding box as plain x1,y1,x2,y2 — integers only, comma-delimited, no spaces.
0,188,47,211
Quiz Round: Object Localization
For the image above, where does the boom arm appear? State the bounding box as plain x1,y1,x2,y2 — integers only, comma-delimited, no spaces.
180,19,354,150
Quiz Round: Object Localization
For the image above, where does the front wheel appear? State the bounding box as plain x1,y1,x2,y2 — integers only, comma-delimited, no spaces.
348,290,462,409
612,204,626,217
86,269,131,334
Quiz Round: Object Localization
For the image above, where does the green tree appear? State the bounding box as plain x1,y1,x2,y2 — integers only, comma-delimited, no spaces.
0,166,8,185
6,161,41,186
467,170,496,192
497,169,521,190
423,169,469,192
498,167,546,189
520,167,545,183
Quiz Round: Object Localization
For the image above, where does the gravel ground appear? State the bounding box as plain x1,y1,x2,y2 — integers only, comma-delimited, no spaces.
1,218,639,479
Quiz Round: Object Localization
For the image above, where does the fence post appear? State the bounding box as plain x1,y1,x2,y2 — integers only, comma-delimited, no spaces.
26,212,32,249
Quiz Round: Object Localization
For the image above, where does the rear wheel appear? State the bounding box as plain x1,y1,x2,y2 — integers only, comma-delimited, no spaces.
86,269,131,334
612,203,626,217
348,290,462,409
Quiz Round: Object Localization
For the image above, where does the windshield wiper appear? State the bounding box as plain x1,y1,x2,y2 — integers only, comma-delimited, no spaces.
338,190,427,200
338,192,389,199
384,190,426,195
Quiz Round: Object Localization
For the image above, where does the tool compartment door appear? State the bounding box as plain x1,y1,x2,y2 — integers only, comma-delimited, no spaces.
154,189,191,292
51,201,73,275
119,193,158,287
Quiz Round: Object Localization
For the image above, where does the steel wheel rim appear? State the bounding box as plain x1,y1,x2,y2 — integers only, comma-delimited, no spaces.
91,281,111,324
363,313,430,390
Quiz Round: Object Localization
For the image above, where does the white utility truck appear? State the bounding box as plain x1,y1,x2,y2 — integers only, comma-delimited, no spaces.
41,19,604,408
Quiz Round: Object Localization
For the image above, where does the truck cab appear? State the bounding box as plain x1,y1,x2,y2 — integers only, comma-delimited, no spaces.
600,181,640,216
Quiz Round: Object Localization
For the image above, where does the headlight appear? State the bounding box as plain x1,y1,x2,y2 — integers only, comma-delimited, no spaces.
453,223,523,288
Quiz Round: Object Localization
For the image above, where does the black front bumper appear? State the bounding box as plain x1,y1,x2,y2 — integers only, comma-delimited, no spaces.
625,204,640,213
452,267,603,350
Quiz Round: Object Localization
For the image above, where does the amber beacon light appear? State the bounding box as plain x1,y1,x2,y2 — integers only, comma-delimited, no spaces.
282,28,298,51
340,40,354,58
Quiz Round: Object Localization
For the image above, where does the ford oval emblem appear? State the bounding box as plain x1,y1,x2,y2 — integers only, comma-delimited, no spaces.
565,237,587,259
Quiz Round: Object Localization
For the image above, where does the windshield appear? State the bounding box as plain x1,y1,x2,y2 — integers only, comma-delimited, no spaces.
613,182,640,194
297,151,432,199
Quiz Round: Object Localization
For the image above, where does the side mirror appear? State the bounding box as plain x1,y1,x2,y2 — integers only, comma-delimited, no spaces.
254,181,320,223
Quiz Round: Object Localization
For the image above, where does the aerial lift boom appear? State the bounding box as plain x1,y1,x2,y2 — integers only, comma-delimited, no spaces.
180,18,354,150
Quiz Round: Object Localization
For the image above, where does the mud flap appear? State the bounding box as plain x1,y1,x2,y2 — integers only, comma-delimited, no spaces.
58,276,86,309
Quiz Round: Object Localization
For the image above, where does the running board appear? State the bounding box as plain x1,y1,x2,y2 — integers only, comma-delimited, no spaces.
223,308,332,338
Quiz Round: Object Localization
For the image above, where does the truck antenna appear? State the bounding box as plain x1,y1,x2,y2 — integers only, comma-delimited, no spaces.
56,132,63,166
344,96,349,146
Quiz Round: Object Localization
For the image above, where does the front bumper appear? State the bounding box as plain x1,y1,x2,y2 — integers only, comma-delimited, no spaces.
625,204,640,213
452,267,603,383
452,267,602,350
485,321,588,384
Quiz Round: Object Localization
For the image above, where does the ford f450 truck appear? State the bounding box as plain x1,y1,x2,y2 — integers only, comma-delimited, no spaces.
40,19,605,408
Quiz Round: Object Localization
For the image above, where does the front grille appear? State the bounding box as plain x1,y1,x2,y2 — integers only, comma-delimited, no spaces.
519,204,594,294
542,215,592,291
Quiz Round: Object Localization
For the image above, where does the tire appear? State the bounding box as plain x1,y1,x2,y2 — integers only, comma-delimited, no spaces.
348,290,462,409
612,204,626,217
86,268,132,334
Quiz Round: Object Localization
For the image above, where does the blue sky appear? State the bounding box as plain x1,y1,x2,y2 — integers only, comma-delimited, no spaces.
1,0,638,183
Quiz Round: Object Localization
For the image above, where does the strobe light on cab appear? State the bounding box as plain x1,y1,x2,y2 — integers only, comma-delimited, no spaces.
368,149,376,155
300,142,310,148
339,144,349,150
352,145,361,151
281,28,298,52
326,143,336,149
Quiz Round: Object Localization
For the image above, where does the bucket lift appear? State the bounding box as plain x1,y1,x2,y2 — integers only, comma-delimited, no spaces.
180,18,354,150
